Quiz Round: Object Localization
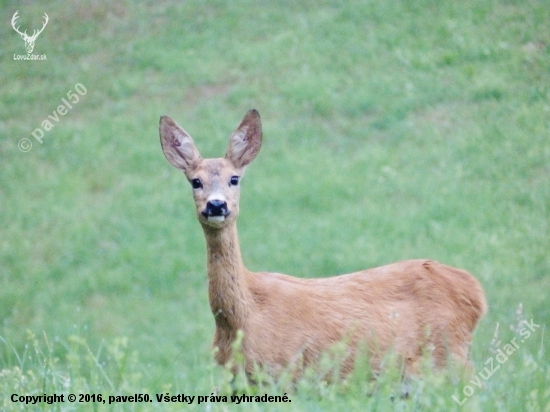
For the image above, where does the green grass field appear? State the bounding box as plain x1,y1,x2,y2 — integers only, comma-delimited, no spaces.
1,0,549,410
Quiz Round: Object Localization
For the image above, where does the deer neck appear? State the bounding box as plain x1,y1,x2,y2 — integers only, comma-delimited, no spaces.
202,221,250,329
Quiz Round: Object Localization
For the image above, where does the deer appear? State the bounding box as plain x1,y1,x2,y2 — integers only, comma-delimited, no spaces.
11,11,49,54
159,109,487,381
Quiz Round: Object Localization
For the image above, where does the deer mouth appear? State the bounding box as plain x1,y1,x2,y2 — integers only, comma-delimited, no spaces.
205,215,227,222
200,211,231,226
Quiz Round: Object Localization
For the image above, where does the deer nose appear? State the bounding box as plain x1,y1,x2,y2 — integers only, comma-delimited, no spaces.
205,200,229,217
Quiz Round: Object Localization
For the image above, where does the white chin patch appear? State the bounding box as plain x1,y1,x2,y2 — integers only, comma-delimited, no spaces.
207,216,225,223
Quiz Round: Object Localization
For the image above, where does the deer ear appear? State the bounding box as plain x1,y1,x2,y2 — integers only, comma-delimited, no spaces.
159,115,202,173
225,109,262,169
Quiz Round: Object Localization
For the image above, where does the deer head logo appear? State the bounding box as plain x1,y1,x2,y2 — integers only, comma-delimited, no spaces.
11,11,49,54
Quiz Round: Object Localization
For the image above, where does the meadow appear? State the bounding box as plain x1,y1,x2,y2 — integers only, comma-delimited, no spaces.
1,0,549,410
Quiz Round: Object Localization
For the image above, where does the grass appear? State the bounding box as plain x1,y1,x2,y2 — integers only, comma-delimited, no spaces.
1,0,549,410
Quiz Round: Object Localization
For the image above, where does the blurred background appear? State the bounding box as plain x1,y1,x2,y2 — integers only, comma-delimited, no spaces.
1,0,548,409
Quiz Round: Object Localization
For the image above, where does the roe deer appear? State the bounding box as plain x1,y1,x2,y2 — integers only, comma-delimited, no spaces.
159,109,487,378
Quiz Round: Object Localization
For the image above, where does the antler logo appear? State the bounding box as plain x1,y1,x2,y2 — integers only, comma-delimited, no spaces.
11,10,49,54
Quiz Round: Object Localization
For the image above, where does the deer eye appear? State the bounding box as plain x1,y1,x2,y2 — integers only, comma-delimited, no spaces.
191,178,203,189
230,176,239,186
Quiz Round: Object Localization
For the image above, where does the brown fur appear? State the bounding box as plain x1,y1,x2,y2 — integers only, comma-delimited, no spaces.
159,110,487,378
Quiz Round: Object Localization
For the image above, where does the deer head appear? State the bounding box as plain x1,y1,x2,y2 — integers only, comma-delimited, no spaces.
159,110,263,229
12,11,49,54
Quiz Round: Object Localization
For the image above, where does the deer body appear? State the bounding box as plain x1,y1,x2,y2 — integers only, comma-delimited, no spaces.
159,110,487,377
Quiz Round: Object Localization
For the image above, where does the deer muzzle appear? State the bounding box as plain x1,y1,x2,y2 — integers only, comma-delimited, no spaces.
202,200,230,221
